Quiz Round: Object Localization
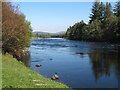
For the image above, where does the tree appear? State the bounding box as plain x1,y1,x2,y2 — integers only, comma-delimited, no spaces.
83,19,101,41
104,2,113,20
89,0,104,23
2,2,32,60
66,26,74,39
102,2,114,41
114,0,120,17
99,2,105,23
75,20,86,40
114,0,120,42
65,21,86,40
65,1,119,43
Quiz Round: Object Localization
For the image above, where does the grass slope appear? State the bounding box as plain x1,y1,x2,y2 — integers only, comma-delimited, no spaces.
2,54,69,88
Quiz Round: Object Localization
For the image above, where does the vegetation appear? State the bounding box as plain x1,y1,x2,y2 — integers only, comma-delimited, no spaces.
2,54,69,88
66,20,86,40
32,33,51,38
50,33,65,38
33,33,65,38
1,2,70,89
2,2,32,60
66,0,120,43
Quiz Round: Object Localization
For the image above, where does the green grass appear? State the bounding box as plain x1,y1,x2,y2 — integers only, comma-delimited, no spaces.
2,54,69,88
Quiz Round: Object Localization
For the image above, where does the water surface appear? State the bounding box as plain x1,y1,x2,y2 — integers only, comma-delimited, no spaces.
29,38,119,88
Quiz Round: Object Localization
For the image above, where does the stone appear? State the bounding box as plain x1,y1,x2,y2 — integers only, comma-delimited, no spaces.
35,64,42,67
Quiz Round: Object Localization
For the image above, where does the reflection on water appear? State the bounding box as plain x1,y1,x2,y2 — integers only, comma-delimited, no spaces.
26,38,119,88
89,48,119,81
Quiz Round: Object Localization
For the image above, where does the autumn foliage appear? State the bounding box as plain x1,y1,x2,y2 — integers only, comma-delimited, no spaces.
2,2,32,60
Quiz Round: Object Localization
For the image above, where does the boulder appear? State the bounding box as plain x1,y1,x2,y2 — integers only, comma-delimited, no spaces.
51,73,59,80
35,64,42,67
76,52,84,55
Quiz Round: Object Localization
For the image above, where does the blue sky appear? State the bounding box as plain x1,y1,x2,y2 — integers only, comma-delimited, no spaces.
15,2,115,33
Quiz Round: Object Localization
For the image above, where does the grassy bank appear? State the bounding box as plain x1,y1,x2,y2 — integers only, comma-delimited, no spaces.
2,54,69,88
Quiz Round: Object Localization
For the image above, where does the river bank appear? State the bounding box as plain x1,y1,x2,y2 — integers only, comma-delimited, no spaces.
2,54,69,88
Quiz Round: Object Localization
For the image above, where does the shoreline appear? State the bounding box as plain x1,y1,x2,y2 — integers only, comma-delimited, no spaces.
2,54,70,88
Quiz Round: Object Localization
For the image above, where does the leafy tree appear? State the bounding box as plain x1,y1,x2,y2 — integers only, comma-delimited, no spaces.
83,19,101,41
2,2,32,60
103,16,118,42
66,21,86,40
65,26,74,39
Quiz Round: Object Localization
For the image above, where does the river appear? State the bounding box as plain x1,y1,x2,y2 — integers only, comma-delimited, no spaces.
24,38,120,88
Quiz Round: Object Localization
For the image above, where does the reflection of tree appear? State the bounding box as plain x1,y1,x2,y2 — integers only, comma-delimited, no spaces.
89,48,119,81
116,47,120,88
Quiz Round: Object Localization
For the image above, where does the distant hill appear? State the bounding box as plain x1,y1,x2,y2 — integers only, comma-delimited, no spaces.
33,31,66,35
54,31,66,34
33,31,50,35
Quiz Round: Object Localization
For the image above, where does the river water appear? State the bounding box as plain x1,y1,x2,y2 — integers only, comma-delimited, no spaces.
26,38,119,88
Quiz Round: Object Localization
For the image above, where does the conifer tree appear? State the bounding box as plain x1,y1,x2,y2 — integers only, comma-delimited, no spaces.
89,0,104,23
114,0,120,17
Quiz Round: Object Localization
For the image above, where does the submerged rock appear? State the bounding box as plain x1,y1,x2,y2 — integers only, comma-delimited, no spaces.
50,58,53,60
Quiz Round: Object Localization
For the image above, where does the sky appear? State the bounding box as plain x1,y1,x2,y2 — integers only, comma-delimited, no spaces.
14,2,115,33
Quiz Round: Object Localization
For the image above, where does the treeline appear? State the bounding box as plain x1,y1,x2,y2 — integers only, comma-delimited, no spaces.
32,33,51,38
2,2,32,60
66,1,120,43
50,33,65,38
33,33,65,38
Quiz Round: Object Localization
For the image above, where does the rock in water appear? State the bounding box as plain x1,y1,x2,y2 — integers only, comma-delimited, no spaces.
79,52,84,55
54,74,59,79
51,73,59,80
35,64,42,67
51,76,56,80
76,52,84,55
